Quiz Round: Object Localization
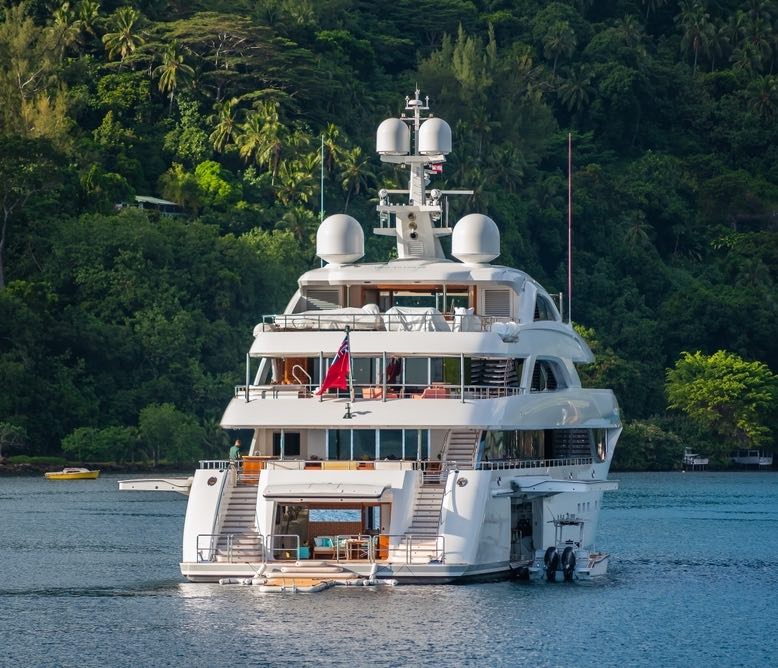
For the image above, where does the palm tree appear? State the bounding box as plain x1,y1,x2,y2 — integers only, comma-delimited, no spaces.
339,146,374,212
50,2,81,61
642,0,668,19
622,211,652,247
543,21,577,75
209,98,238,153
614,15,644,49
275,206,318,244
321,123,344,176
274,160,316,207
101,6,145,63
747,75,778,120
154,41,195,113
558,65,594,113
676,0,713,75
236,102,285,183
77,0,100,40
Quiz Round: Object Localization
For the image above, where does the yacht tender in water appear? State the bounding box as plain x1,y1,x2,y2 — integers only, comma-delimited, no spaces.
121,91,620,583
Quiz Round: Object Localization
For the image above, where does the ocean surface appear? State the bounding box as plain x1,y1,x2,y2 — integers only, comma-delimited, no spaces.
1,471,777,667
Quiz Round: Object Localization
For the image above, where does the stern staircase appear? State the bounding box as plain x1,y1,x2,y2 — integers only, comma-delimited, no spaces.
215,484,264,563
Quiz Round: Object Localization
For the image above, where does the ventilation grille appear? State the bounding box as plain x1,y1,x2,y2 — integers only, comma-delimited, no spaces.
407,239,425,256
482,289,511,317
303,288,341,310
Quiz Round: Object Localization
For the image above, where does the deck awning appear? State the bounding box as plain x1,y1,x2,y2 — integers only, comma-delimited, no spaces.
262,483,389,502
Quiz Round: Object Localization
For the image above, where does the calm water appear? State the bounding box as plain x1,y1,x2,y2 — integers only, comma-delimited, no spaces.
1,472,777,667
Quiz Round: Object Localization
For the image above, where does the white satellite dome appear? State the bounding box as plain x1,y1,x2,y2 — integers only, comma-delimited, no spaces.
316,214,365,264
451,214,500,264
376,118,410,155
418,117,452,155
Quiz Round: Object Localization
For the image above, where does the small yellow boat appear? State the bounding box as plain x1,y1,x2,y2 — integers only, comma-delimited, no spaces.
44,467,100,480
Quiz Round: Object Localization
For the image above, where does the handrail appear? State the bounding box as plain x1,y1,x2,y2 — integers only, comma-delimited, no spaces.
258,312,516,332
379,534,446,563
196,532,265,564
234,383,524,400
196,457,593,472
477,456,593,470
291,364,311,385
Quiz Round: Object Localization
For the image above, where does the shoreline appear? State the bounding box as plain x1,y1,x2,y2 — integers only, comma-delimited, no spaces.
0,461,191,476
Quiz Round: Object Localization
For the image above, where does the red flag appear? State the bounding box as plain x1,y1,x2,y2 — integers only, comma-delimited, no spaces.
428,163,443,174
315,335,350,395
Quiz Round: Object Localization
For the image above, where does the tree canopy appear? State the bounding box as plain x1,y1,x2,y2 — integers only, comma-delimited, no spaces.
0,0,776,464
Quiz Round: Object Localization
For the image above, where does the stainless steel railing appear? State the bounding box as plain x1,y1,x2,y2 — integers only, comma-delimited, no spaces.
195,531,447,565
477,456,593,470
233,383,524,401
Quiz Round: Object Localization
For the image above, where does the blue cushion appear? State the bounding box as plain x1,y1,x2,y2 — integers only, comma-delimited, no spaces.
314,536,333,548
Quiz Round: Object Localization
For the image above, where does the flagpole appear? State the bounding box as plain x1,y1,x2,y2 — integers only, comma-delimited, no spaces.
346,326,354,402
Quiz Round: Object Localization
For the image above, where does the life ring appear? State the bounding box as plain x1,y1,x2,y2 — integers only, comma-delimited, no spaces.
544,546,559,582
561,546,576,581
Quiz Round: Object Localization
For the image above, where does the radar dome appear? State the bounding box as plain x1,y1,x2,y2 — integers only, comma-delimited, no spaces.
316,214,365,264
376,118,410,155
451,214,500,264
419,118,452,155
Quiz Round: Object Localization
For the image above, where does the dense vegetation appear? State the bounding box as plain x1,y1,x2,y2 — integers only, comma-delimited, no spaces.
0,0,776,469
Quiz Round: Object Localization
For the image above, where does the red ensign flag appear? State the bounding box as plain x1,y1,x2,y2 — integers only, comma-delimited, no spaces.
315,335,350,395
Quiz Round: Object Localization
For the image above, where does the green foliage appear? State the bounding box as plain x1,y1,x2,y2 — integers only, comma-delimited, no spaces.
61,425,138,463
0,0,776,466
8,455,67,466
138,403,204,466
613,419,683,471
666,350,778,453
0,421,28,459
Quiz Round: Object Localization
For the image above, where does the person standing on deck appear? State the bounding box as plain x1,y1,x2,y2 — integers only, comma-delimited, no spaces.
229,439,242,464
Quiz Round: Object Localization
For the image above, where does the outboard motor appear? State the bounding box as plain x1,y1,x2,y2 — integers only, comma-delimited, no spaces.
561,546,577,581
544,546,559,582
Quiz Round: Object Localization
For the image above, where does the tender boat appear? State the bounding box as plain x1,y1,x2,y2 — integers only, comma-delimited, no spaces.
45,467,100,480
528,516,609,581
120,90,620,584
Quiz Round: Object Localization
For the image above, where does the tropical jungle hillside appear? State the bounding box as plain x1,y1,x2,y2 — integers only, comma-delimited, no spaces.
0,0,776,470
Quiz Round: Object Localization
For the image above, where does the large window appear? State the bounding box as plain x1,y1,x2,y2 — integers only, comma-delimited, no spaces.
353,430,376,460
272,432,301,458
380,430,403,460
481,430,545,461
327,429,351,460
326,429,430,460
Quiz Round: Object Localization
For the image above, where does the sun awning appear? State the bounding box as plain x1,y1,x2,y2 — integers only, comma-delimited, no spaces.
262,483,389,501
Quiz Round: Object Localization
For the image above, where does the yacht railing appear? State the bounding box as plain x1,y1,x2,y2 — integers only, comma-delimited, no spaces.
478,457,593,470
258,313,513,332
195,531,447,565
199,459,232,470
196,532,266,564
196,457,591,473
233,383,524,401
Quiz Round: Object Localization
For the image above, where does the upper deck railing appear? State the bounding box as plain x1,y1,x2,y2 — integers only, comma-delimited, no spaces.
257,311,514,333
232,383,524,401
198,457,593,474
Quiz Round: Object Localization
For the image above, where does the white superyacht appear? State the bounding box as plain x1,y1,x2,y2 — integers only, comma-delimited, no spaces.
121,90,620,584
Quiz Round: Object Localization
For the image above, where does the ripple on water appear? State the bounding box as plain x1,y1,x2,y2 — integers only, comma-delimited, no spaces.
0,471,776,667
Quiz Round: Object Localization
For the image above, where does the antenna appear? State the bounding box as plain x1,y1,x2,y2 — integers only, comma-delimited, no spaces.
320,134,325,222
567,132,573,325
